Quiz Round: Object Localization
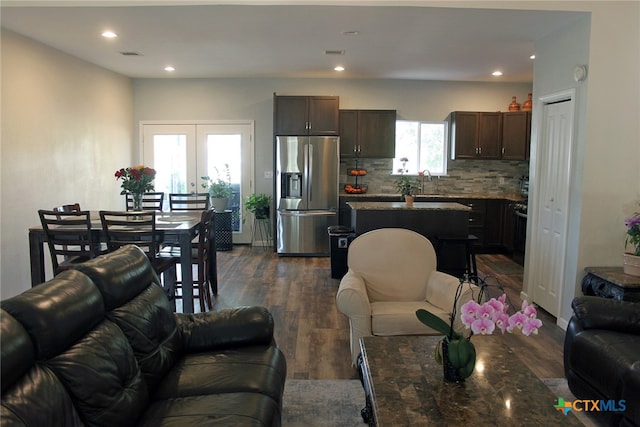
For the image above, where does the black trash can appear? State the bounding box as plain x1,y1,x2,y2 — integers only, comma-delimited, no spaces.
328,226,355,279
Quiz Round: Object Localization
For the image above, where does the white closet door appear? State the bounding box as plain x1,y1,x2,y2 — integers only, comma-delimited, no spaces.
530,98,574,316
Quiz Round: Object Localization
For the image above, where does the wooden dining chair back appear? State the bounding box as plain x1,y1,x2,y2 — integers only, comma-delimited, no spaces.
53,203,81,213
160,209,217,312
169,193,210,211
196,209,217,310
38,209,96,275
99,210,159,255
125,192,164,211
100,210,177,300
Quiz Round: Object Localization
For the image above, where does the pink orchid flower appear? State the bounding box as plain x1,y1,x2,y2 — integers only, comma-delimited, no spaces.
461,300,481,316
507,312,528,332
476,303,495,319
461,313,476,328
487,297,506,313
522,300,538,318
471,317,495,335
522,318,543,336
492,311,510,334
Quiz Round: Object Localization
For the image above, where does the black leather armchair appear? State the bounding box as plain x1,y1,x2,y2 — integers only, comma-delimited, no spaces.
564,296,640,426
1,245,286,426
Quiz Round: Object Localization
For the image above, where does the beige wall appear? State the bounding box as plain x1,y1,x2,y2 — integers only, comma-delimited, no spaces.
1,29,133,298
133,78,533,197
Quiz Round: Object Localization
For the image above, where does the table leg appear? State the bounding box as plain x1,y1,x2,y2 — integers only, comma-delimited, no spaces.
179,233,194,313
29,230,46,287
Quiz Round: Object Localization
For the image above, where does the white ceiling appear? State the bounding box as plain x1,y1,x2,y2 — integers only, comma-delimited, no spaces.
1,2,585,81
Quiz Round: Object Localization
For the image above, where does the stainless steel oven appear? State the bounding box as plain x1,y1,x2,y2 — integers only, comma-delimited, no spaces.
512,201,527,265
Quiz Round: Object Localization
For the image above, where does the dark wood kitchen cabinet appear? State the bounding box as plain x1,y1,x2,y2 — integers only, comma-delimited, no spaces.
448,112,502,159
339,109,396,158
501,111,531,160
484,199,504,250
274,95,339,136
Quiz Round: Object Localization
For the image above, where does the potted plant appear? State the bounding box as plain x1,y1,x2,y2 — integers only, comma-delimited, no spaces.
395,175,418,205
623,204,640,276
244,193,272,221
202,164,232,212
114,165,156,211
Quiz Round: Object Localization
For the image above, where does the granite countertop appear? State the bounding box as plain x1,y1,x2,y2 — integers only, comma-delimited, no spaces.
340,193,526,202
347,201,471,211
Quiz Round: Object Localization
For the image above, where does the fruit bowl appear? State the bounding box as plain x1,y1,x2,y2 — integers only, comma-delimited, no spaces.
344,184,368,194
348,169,367,176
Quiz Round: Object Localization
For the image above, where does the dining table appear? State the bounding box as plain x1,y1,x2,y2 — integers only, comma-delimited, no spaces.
28,211,203,313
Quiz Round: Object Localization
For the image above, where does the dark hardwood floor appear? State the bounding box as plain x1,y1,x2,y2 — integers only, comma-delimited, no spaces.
208,246,566,381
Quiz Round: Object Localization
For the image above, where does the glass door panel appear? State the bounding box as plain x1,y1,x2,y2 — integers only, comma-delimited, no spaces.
142,122,253,244
197,123,253,243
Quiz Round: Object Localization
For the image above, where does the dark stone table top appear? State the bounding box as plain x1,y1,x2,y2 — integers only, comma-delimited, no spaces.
359,335,583,426
584,266,640,288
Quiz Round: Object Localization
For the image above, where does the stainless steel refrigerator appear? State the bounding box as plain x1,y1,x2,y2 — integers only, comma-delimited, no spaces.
276,136,339,255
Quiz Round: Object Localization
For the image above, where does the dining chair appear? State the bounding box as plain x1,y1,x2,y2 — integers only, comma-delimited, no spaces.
125,192,164,211
38,209,97,276
99,210,177,300
53,203,81,213
169,193,210,211
161,209,217,311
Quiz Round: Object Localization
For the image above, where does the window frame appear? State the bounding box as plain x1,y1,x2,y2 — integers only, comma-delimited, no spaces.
393,120,448,176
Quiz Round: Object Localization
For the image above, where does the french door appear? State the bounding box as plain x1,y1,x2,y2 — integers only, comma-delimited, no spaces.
141,121,254,244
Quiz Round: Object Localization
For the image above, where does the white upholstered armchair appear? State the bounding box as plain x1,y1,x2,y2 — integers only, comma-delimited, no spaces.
336,228,477,365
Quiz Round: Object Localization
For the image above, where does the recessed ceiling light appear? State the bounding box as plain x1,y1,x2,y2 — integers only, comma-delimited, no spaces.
164,66,175,72
492,70,503,77
334,66,345,72
342,31,360,36
101,31,118,39
529,54,536,60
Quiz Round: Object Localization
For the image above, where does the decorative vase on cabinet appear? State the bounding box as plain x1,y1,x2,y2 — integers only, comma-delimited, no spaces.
522,93,533,111
508,96,521,111
623,253,640,277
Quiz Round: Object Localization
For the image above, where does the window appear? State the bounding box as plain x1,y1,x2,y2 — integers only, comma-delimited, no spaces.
393,121,447,176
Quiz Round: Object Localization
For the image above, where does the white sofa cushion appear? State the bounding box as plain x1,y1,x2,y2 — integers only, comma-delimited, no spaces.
370,301,450,336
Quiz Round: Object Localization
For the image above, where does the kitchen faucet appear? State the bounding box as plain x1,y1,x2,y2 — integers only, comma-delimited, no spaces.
419,169,432,194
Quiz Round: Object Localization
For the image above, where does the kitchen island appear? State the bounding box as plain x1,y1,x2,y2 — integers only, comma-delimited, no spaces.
348,201,472,276
347,201,470,239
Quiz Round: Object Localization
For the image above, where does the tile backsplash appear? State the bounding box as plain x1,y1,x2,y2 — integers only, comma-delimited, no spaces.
340,158,529,195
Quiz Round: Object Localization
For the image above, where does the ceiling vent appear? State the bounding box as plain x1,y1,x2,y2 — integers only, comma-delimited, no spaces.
120,51,143,56
324,50,345,55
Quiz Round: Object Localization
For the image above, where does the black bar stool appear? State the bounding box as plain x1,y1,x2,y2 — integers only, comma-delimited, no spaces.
436,234,479,279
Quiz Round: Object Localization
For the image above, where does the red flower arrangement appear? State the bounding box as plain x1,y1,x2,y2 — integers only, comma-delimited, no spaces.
114,165,156,195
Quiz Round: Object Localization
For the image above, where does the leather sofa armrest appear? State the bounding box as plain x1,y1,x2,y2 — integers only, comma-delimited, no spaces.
176,306,275,352
571,296,640,334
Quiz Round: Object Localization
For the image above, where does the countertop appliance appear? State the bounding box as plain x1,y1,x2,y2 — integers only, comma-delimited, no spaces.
276,136,339,255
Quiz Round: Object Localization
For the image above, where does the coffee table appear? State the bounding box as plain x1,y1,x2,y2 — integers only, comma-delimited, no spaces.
358,335,583,426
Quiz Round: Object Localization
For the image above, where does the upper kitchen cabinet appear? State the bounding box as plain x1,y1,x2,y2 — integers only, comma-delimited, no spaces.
339,109,396,158
274,95,339,136
501,111,531,160
448,111,502,159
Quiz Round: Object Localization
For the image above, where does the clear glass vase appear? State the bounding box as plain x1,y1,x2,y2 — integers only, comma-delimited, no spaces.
132,192,143,211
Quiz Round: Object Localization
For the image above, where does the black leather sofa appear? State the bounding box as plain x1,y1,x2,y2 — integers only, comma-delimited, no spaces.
564,296,640,426
1,245,287,426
